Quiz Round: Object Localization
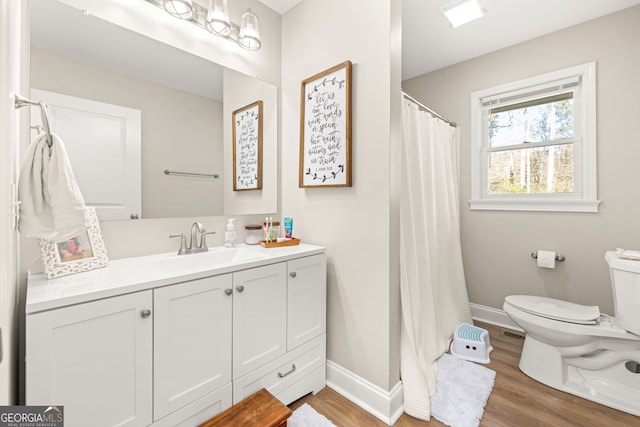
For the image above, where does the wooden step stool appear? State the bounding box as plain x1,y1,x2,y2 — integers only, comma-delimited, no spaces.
199,388,292,427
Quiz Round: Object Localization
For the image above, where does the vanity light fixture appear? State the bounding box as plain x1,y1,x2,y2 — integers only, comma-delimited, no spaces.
146,0,261,50
441,0,486,28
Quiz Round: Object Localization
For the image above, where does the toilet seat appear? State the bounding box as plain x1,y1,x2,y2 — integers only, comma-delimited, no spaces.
504,295,600,325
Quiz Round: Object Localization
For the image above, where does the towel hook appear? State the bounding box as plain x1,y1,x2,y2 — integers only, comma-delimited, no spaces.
15,94,53,147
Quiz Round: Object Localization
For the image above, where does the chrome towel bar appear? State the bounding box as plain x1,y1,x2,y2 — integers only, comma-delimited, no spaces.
164,169,220,179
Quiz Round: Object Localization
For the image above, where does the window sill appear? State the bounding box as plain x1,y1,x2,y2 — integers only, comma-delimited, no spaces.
469,198,601,213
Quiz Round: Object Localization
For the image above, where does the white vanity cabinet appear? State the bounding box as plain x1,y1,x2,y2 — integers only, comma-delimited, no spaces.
232,254,327,404
26,290,154,427
26,244,326,427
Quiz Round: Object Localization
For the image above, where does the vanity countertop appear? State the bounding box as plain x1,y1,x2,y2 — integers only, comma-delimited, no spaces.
27,243,325,314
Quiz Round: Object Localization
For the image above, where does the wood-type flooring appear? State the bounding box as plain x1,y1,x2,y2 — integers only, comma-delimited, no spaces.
289,322,640,427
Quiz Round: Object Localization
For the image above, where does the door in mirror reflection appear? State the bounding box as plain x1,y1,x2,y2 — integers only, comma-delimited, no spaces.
31,88,142,221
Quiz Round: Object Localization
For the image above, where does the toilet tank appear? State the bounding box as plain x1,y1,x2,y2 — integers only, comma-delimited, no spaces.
606,251,640,336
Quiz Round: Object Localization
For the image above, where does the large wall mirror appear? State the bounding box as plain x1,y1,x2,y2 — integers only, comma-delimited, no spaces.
30,0,278,220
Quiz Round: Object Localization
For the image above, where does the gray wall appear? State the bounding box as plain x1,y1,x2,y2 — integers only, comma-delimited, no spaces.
281,0,402,392
403,6,640,315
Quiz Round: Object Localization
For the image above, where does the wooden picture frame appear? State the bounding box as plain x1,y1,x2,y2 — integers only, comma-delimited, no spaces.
40,207,108,279
299,60,352,187
232,100,263,191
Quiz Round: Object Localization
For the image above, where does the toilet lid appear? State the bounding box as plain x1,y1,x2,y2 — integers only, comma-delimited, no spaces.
505,295,601,325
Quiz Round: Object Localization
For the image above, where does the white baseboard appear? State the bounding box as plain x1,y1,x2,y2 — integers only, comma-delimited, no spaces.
470,302,523,332
326,360,403,426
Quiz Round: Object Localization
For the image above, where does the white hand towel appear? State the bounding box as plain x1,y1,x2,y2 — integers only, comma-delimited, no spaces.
18,132,90,239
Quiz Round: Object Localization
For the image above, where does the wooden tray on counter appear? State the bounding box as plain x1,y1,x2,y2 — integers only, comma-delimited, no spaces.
259,238,300,248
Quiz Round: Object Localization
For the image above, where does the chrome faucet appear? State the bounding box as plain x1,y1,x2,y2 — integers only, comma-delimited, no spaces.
189,222,207,253
170,222,215,255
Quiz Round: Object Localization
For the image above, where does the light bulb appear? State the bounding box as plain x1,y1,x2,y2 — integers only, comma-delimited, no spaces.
238,9,261,51
163,0,194,19
206,0,231,36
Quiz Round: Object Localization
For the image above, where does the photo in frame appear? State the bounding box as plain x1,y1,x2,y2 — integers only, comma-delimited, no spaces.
299,60,352,187
40,207,108,279
232,100,263,191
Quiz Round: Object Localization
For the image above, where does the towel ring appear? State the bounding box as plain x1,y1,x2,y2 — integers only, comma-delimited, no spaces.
15,94,53,147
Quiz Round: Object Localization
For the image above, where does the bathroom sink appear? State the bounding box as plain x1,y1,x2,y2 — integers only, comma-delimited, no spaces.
147,246,267,274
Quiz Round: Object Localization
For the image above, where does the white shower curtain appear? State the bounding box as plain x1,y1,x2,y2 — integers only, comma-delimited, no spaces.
400,96,472,421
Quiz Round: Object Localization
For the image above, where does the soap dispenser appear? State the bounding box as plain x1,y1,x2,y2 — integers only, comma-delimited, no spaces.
225,218,236,248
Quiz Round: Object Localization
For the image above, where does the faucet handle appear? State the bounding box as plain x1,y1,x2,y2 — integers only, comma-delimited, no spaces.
200,231,216,250
169,233,188,255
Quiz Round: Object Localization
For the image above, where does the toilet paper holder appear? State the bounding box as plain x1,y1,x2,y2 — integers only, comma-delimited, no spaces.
531,251,565,262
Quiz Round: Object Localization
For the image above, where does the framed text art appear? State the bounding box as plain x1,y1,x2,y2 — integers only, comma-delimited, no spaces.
232,100,263,191
299,60,352,188
40,207,108,279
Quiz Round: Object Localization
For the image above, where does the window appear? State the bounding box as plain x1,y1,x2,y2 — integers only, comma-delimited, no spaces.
470,62,599,212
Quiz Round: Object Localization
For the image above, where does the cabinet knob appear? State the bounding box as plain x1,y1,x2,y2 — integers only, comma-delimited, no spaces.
289,272,297,278
140,309,151,319
236,285,245,293
224,288,233,296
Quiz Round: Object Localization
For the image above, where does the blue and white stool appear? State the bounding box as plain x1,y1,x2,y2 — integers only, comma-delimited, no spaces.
450,323,493,364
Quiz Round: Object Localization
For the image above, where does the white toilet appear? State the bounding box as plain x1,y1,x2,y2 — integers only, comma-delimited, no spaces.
503,251,640,416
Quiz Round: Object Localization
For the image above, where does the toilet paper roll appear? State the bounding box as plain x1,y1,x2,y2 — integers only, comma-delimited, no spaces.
537,250,556,269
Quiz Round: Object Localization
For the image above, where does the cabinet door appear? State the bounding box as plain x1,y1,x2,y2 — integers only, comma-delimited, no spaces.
287,254,327,350
154,274,232,420
233,263,287,378
26,291,153,427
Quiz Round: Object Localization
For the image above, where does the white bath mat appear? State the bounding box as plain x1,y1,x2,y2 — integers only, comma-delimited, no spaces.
430,353,496,427
289,403,336,427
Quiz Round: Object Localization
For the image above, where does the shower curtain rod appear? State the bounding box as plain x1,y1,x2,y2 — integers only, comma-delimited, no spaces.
402,91,457,128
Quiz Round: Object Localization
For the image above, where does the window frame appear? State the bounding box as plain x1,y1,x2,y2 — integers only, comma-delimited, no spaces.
469,62,599,212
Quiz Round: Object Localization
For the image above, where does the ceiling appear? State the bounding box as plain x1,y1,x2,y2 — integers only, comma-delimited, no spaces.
259,0,640,79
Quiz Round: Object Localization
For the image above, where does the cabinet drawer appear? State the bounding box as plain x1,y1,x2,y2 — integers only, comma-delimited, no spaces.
276,365,326,406
152,382,232,427
233,334,326,404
